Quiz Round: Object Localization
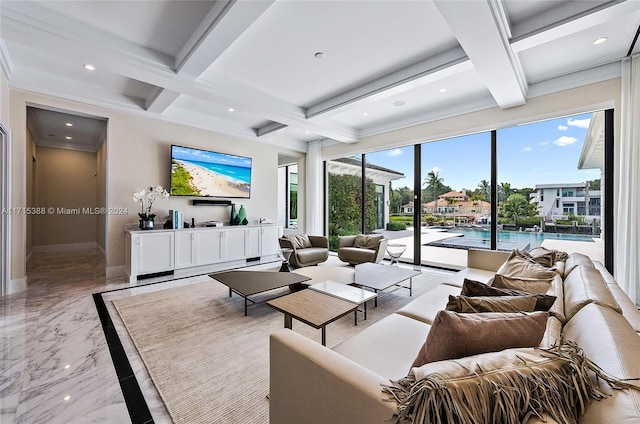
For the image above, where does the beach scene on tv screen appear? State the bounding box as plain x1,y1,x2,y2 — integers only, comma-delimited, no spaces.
171,146,251,198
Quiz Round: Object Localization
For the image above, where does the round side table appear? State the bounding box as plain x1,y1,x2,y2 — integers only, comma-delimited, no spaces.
386,243,406,266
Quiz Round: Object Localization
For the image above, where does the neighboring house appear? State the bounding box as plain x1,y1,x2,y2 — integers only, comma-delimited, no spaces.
401,202,415,214
423,190,491,222
327,157,404,230
530,183,601,222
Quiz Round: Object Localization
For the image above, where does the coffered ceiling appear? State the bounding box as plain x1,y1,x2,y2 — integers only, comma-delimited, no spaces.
1,1,638,153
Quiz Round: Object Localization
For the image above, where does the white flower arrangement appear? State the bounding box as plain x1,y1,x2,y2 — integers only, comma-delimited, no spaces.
131,185,169,221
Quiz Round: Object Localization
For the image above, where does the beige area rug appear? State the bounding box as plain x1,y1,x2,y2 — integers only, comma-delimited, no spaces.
112,269,450,424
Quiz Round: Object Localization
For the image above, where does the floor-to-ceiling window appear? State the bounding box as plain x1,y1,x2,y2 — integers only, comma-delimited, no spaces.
324,111,609,268
420,133,491,268
496,112,604,262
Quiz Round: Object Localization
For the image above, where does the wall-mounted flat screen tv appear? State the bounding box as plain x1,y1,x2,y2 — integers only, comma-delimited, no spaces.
170,145,252,198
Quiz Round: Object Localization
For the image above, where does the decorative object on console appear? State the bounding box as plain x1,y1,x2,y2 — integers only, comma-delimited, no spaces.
131,185,169,230
238,205,247,225
230,203,240,225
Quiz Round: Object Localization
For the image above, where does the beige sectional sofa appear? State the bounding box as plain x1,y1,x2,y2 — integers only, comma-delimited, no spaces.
269,249,640,424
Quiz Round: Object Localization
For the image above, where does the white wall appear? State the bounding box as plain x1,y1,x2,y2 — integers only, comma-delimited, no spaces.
10,90,281,281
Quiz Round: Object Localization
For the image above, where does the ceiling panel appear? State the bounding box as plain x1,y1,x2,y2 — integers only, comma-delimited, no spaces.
201,0,459,107
518,11,639,83
331,68,491,130
30,0,216,57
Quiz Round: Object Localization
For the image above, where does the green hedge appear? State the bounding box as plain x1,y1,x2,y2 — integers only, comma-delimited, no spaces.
386,221,407,231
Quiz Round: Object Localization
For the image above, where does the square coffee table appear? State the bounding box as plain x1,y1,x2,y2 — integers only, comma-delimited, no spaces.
267,289,357,346
354,262,421,306
309,280,377,325
210,270,310,316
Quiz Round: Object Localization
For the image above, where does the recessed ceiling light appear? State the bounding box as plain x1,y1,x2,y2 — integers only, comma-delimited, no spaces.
314,52,325,59
228,108,235,112
64,395,71,401
439,88,448,93
593,37,607,45
65,122,73,127
393,100,406,107
65,136,72,140
83,64,95,71
362,112,368,117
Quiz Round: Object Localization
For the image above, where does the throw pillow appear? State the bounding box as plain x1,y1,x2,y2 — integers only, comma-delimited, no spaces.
498,255,558,280
491,274,553,294
411,310,548,367
445,294,537,313
286,234,312,249
386,340,636,424
527,247,556,267
460,279,557,311
354,234,383,249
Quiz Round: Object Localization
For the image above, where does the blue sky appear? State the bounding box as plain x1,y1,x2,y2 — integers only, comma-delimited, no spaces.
366,113,600,191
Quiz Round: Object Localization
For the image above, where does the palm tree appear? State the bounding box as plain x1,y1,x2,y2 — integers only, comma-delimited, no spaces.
477,179,491,202
501,193,536,227
499,182,513,203
469,193,484,212
424,170,444,214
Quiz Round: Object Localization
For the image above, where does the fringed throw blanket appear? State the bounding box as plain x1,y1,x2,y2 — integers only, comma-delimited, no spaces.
383,340,637,424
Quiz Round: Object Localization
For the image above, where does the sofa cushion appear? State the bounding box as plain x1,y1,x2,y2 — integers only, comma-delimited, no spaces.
563,265,622,320
562,303,640,424
539,316,563,349
333,313,431,381
294,247,328,265
445,294,537,313
460,278,557,312
411,310,548,367
286,234,312,249
354,234,383,249
444,267,495,288
396,284,461,324
497,255,558,280
563,252,595,278
491,274,553,294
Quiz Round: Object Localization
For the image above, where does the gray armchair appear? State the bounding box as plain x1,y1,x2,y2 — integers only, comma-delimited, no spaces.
337,234,388,266
278,234,329,268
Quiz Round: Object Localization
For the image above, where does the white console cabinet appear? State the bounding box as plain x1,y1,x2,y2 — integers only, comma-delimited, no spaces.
126,225,283,283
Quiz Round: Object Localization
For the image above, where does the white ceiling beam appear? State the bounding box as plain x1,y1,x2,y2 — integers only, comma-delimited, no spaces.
306,47,470,119
434,0,527,109
511,0,638,53
145,88,181,114
175,0,274,77
146,1,274,113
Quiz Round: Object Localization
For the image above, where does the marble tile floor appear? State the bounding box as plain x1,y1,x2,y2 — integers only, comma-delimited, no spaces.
1,247,450,424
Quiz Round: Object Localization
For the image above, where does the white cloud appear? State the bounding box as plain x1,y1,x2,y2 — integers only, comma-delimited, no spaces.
523,146,532,152
557,125,568,131
386,148,403,157
538,141,550,146
567,118,591,129
553,136,578,146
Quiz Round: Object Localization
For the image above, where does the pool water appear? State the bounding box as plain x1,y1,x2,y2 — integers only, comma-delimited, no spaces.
430,228,595,250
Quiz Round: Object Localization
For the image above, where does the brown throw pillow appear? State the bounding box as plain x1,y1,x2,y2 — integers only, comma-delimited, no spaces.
499,255,558,280
445,294,537,313
411,310,548,367
286,234,312,249
528,247,556,267
491,274,552,294
354,234,382,249
461,278,557,312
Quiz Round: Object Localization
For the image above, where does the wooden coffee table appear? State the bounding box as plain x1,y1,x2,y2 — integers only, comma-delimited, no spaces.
354,262,421,306
210,270,310,316
267,289,357,346
309,280,377,325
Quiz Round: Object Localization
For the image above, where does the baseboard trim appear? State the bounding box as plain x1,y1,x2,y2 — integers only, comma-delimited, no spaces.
33,242,98,253
8,276,27,295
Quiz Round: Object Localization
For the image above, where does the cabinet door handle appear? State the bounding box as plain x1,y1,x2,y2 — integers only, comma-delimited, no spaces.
191,233,196,241
135,237,140,245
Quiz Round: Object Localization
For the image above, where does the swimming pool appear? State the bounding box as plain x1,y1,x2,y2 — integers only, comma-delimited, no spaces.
427,228,595,250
